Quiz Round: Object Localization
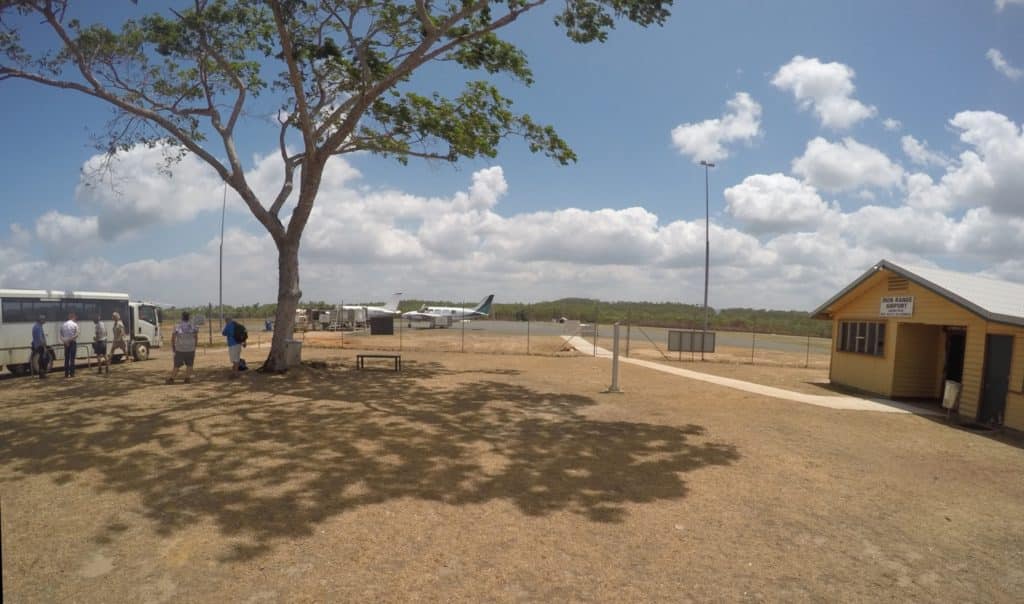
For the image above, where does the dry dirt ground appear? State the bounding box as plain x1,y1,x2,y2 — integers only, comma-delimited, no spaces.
2,348,1024,602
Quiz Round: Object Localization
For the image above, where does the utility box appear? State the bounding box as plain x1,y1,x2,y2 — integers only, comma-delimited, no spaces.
369,316,394,335
668,330,716,353
285,339,303,367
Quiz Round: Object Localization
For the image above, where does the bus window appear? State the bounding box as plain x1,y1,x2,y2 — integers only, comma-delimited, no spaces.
2,299,27,322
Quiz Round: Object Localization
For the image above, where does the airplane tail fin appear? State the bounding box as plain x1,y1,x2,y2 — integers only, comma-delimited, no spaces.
384,292,403,312
473,294,494,316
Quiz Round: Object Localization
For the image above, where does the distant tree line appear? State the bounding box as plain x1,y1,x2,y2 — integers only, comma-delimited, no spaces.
167,297,830,338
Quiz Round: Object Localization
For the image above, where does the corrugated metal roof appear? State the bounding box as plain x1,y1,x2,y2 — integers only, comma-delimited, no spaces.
812,259,1024,327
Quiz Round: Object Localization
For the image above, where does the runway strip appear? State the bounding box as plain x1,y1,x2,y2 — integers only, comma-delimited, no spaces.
563,336,941,415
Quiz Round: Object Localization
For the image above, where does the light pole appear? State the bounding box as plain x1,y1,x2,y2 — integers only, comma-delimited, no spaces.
699,160,714,361
219,182,227,328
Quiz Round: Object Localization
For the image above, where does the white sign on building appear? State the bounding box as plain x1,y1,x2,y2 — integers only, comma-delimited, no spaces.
880,295,914,317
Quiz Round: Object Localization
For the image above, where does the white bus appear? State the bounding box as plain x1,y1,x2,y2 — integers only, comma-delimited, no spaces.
0,289,163,376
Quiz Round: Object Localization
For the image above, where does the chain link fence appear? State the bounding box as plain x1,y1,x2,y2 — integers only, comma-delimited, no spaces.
162,304,832,369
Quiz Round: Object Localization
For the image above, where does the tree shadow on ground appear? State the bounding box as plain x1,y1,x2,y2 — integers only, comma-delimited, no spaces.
0,359,739,561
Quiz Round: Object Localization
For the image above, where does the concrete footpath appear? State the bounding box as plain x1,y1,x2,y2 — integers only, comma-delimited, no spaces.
563,336,940,415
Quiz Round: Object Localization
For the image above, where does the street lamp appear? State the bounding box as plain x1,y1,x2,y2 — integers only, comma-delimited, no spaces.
699,160,715,361
219,181,227,328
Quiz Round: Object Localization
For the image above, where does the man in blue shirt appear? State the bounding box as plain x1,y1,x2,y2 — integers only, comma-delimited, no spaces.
31,314,48,379
221,316,242,373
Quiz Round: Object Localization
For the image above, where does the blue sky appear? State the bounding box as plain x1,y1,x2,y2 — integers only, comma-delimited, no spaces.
1,0,1023,309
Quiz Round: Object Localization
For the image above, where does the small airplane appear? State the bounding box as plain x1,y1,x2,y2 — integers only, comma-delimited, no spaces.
402,294,494,327
346,292,403,319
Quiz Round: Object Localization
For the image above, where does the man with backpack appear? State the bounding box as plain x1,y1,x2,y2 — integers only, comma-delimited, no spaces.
221,316,247,374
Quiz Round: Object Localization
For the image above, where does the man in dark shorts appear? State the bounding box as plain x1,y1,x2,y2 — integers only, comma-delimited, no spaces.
93,314,109,375
166,311,198,384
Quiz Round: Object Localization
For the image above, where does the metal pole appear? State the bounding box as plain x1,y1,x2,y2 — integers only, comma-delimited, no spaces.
526,304,531,355
208,302,213,345
593,299,599,357
461,300,465,353
625,309,631,358
608,322,622,393
806,334,811,368
699,160,715,361
751,318,756,364
219,182,227,328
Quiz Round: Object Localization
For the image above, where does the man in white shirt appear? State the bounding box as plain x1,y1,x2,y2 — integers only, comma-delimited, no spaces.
167,311,199,384
60,311,80,378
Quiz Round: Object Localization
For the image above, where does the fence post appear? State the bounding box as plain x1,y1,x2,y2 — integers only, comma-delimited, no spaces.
526,304,531,355
461,300,466,353
805,334,811,368
750,318,756,364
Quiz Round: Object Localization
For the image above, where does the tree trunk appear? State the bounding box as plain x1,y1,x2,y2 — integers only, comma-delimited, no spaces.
261,239,302,372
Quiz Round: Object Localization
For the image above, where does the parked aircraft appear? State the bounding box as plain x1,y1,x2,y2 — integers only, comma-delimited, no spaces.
347,292,403,319
402,294,494,326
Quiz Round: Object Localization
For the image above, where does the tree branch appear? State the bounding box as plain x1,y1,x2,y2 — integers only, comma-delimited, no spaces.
268,0,316,153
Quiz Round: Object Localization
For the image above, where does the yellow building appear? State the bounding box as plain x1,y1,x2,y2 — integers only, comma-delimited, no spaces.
812,260,1024,430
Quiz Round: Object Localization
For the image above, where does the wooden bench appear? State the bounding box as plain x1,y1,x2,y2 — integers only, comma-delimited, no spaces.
356,353,401,371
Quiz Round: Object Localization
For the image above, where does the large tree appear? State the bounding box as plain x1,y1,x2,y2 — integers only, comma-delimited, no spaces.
0,0,673,370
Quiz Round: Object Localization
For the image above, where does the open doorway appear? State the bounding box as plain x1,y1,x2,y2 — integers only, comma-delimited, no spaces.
944,328,966,382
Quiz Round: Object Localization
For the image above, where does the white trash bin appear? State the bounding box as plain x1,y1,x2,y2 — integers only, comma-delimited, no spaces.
942,379,962,410
285,339,303,368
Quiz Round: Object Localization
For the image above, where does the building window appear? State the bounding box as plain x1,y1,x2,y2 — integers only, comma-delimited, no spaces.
838,321,885,356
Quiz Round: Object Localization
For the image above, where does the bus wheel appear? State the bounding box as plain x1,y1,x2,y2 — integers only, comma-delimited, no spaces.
7,363,30,376
133,342,150,362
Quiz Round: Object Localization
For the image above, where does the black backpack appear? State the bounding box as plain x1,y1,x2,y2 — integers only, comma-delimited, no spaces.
233,322,248,343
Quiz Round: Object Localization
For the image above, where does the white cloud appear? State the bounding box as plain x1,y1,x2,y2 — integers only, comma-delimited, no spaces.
7,223,32,248
791,137,903,192
7,106,1024,311
723,173,835,234
938,111,1024,216
842,205,955,255
73,144,361,240
671,92,762,163
904,172,952,212
996,0,1024,12
771,56,877,130
901,135,951,168
75,146,226,239
34,211,101,257
882,118,902,132
986,48,1023,80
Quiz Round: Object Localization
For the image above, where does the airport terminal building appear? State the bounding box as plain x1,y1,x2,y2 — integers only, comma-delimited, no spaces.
813,260,1024,430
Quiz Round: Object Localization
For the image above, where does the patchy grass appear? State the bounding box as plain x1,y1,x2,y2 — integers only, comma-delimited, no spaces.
2,348,1023,602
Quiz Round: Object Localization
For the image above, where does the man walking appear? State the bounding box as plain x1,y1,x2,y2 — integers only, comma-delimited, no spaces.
60,311,80,378
221,316,243,374
93,314,109,375
110,311,131,362
31,314,49,379
167,311,198,384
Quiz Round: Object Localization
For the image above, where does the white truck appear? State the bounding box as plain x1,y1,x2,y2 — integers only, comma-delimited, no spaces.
0,289,162,376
